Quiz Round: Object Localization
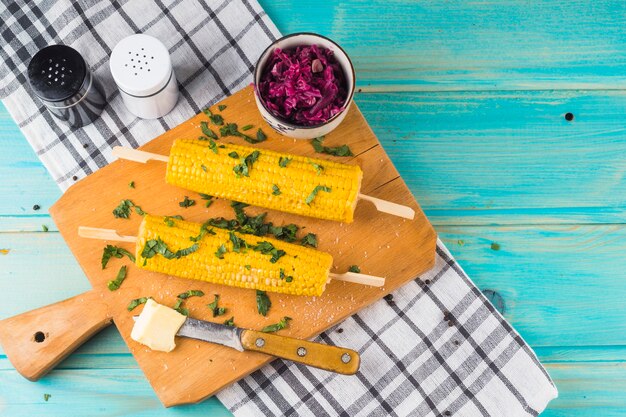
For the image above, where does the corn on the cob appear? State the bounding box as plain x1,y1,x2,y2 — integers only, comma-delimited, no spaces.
135,214,333,296
166,138,363,223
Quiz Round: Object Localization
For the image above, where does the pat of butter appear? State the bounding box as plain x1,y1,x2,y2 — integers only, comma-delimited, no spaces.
131,299,186,352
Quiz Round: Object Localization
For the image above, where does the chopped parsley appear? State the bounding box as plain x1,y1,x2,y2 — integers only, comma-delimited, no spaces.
209,113,224,125
207,294,226,317
256,290,271,316
42,224,49,232
201,164,208,172
278,157,292,167
241,124,253,131
268,224,298,242
261,316,292,333
311,136,353,157
229,231,248,253
113,199,134,219
173,298,189,316
228,151,240,159
308,160,324,175
177,289,205,299
200,121,219,139
43,393,51,402
189,221,216,242
218,104,227,111
220,123,267,144
348,265,361,273
134,205,146,216
279,268,293,283
199,193,214,208
164,215,183,227
107,265,127,291
300,233,318,248
102,245,136,269
244,264,251,270
253,241,286,263
272,184,281,195
179,196,196,208
129,181,135,189
141,238,199,260
223,316,235,326
127,296,150,311
305,185,332,205
208,138,218,154
215,243,227,259
233,150,260,177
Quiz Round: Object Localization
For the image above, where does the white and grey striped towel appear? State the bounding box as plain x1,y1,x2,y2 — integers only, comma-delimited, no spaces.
0,1,557,415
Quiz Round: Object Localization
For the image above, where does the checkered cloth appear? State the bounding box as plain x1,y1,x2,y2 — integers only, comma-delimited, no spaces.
0,1,557,416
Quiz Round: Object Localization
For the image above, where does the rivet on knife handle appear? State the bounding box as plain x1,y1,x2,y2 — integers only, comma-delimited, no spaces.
240,329,360,375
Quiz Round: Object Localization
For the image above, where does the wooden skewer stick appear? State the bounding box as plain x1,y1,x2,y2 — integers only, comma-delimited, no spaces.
78,227,385,287
111,146,415,220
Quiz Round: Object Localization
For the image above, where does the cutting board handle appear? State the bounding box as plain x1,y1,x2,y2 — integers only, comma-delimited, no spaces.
0,289,111,381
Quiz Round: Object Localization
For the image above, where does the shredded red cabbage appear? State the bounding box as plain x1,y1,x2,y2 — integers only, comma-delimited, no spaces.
258,45,348,126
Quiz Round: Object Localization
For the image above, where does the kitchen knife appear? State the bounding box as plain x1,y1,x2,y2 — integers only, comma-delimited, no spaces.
134,316,360,375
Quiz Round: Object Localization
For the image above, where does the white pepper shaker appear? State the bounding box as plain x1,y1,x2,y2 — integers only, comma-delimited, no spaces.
109,34,179,119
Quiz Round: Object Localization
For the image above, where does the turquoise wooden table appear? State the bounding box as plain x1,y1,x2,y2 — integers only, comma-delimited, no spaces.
1,1,625,415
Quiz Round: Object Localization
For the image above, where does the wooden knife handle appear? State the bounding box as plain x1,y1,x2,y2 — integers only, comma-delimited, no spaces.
240,329,360,375
0,289,111,381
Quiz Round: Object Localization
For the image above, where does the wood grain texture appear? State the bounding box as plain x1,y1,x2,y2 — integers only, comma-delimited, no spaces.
1,0,625,414
0,289,111,381
45,86,436,406
240,329,360,375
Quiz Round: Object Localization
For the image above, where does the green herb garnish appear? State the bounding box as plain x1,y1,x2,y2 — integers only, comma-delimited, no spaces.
207,294,226,317
141,238,199,260
279,268,294,283
244,264,251,270
198,193,214,208
253,241,286,263
200,121,218,139
261,316,292,333
177,289,205,299
220,123,267,144
43,393,51,402
300,233,318,248
163,215,183,227
189,221,216,242
491,242,501,251
348,265,361,273
229,231,248,253
272,184,281,195
113,199,134,219
209,113,224,125
311,136,353,157
134,205,146,216
173,298,189,316
42,224,49,232
129,181,135,189
102,245,136,269
309,161,324,175
208,138,218,154
179,196,196,208
215,243,227,259
268,224,299,242
228,151,240,159
224,316,235,326
256,290,271,316
218,104,227,111
233,150,260,177
127,296,150,311
241,124,253,131
305,185,331,205
278,157,292,168
107,265,127,291
201,165,208,172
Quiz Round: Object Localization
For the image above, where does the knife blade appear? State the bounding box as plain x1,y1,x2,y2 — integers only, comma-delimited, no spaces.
134,315,360,375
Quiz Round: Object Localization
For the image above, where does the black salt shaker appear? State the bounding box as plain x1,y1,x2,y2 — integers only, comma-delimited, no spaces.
27,45,106,128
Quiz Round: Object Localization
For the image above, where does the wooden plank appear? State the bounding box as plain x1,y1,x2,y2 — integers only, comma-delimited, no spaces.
2,223,626,355
260,0,626,91
37,86,436,406
5,89,626,226
0,362,624,417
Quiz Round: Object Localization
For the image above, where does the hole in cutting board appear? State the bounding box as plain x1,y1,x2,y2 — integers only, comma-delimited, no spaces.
33,331,46,343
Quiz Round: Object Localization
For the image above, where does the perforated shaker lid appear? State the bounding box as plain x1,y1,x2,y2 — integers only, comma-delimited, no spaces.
27,45,87,102
110,34,172,97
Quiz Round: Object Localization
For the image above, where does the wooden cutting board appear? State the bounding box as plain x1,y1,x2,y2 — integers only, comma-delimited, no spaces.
43,86,436,406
